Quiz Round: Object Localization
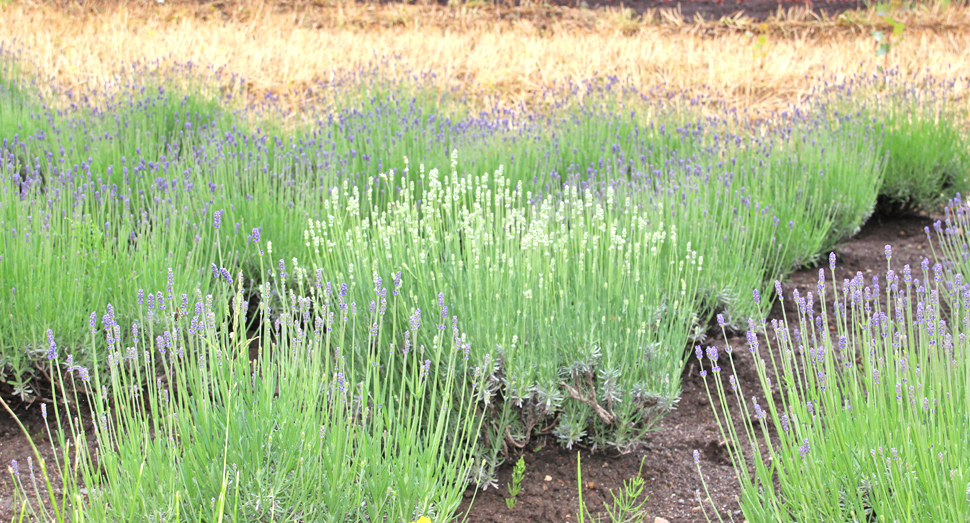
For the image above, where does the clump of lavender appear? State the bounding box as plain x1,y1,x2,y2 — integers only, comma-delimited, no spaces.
5,257,484,523
696,248,970,521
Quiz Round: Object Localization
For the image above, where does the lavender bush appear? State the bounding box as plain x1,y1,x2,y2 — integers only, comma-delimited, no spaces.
809,69,970,213
3,254,484,522
697,250,970,521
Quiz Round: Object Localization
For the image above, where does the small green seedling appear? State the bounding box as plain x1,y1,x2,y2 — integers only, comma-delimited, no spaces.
577,452,649,523
600,457,649,523
505,456,526,509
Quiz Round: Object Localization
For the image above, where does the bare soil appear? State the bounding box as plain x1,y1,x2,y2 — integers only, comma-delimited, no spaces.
475,0,868,22
0,212,940,522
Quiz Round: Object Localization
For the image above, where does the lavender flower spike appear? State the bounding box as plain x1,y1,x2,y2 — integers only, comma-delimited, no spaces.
46,329,57,360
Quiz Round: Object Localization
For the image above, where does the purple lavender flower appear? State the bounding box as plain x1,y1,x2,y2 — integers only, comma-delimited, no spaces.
716,314,725,327
752,289,761,305
214,210,223,229
137,289,144,305
774,280,783,299
798,439,811,459
829,252,836,270
752,397,766,420
409,309,422,331
9,460,17,476
885,245,892,261
706,346,718,362
251,227,260,243
780,413,789,432
89,312,97,335
46,329,57,360
729,374,738,391
692,450,700,465
745,330,759,351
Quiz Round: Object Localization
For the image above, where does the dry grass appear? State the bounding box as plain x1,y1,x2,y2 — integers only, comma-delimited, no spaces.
1,0,970,113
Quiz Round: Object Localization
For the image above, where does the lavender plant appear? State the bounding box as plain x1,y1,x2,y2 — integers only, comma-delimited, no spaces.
0,156,256,382
7,254,484,522
696,250,970,521
303,154,703,453
809,69,970,213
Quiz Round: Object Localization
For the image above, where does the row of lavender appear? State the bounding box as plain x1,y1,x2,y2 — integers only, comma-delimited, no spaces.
1,46,969,517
